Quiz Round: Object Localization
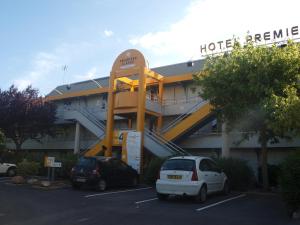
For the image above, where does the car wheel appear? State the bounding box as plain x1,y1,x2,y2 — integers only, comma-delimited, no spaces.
223,181,230,195
7,168,16,177
97,179,107,192
157,192,168,201
195,185,207,203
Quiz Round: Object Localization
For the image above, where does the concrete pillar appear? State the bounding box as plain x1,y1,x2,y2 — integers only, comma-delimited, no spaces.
74,122,81,154
221,122,230,157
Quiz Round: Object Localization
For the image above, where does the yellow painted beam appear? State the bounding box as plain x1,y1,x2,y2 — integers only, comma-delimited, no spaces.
114,108,137,114
145,78,159,85
84,139,106,157
145,68,164,80
145,110,161,117
45,87,109,101
163,103,213,141
45,72,195,102
117,77,134,85
163,73,193,84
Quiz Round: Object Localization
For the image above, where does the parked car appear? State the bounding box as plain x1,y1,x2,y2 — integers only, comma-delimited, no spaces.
156,156,229,202
70,156,139,191
0,158,17,177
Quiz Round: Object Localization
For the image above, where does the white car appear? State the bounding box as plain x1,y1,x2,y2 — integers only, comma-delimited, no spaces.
156,156,229,202
0,160,17,177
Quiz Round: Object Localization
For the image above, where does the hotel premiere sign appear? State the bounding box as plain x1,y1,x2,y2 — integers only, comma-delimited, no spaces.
200,25,299,55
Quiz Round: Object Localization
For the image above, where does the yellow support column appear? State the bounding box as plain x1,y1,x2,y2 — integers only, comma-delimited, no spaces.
136,69,146,174
136,69,146,131
157,80,164,133
105,73,115,157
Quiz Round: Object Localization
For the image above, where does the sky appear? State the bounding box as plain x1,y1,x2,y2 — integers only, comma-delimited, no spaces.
0,0,299,95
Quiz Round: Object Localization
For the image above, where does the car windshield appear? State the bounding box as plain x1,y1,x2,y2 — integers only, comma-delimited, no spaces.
161,159,195,171
77,157,96,167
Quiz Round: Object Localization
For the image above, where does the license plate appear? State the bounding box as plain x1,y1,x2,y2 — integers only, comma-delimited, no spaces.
167,175,182,180
76,178,86,182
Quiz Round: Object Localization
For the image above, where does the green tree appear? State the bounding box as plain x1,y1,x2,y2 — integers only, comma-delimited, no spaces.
194,41,300,190
0,85,57,152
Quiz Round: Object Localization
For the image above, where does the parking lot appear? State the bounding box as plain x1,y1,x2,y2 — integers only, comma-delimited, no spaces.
0,176,297,225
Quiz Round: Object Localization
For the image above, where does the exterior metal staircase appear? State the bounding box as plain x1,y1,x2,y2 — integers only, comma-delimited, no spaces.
162,101,213,142
64,108,105,138
64,101,212,158
63,108,106,156
143,128,189,157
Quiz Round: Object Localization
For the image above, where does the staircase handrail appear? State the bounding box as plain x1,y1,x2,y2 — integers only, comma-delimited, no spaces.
79,137,105,156
75,107,106,131
144,128,189,156
161,100,207,133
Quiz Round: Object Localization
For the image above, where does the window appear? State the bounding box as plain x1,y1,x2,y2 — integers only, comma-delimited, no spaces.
161,159,195,171
199,159,220,172
78,157,96,167
199,159,211,171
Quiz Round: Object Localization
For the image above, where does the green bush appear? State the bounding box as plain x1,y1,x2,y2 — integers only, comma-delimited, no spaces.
144,157,165,185
56,154,78,178
17,159,41,177
279,152,300,213
258,164,281,187
215,157,254,191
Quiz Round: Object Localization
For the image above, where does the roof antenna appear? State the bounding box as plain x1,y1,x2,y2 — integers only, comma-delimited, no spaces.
62,65,68,84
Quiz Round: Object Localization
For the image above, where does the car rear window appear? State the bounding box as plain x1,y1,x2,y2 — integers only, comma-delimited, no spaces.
161,159,195,171
78,157,96,167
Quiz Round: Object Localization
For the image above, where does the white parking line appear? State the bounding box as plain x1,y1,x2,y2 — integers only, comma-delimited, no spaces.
135,197,158,204
196,194,246,212
85,187,152,198
78,218,90,223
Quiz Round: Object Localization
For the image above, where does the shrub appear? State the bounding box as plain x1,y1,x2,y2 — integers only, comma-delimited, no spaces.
56,154,78,178
144,157,165,185
257,164,281,187
279,152,300,214
17,159,41,177
215,157,254,191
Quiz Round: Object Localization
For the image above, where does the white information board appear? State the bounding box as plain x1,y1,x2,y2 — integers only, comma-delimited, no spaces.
126,131,142,174
45,157,55,167
44,157,62,168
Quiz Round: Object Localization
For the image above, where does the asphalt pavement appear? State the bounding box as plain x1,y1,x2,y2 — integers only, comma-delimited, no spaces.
0,177,297,225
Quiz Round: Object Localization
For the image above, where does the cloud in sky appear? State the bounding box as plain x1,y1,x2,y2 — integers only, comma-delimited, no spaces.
104,29,114,37
130,0,300,60
11,41,96,95
13,52,58,91
75,67,99,81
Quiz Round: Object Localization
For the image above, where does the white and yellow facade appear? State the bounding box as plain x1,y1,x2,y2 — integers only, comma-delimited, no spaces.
6,49,300,171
